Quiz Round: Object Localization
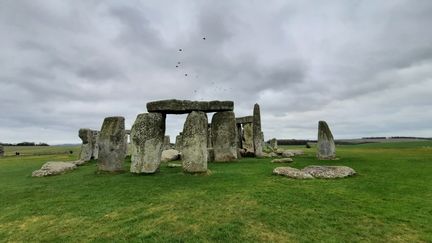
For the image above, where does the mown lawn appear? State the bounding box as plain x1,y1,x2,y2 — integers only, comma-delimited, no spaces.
0,142,431,242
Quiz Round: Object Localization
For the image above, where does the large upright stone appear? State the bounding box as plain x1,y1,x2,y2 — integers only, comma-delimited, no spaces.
0,145,4,157
317,121,336,160
163,135,171,150
91,130,99,159
269,138,278,151
78,128,94,162
211,111,238,162
182,111,208,173
147,99,233,114
243,123,254,152
175,133,183,152
253,103,263,157
130,113,166,174
98,117,126,172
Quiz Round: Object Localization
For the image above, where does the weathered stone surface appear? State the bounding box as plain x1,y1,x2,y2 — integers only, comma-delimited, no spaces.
207,148,215,162
284,149,304,156
235,116,253,124
302,165,356,178
32,162,77,177
78,128,93,162
211,111,238,162
147,99,234,114
269,138,278,151
161,149,180,162
271,158,293,163
91,130,99,159
71,159,86,166
182,111,208,173
207,124,212,148
281,151,294,158
253,103,263,157
0,145,4,157
273,167,314,179
130,113,166,174
124,134,129,157
98,116,126,172
163,135,171,150
175,134,183,152
236,124,242,151
243,123,254,152
263,152,278,158
317,121,336,160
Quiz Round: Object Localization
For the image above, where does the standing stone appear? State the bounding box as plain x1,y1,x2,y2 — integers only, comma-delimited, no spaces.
243,123,254,152
175,133,183,152
130,113,166,174
236,124,243,150
269,138,278,151
91,130,99,159
78,128,94,162
317,121,336,160
98,117,126,172
163,135,171,150
211,111,238,162
253,103,263,157
182,111,208,173
0,145,4,157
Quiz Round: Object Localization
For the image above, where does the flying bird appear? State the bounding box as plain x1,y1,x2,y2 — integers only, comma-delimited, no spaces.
203,37,206,40
185,74,188,76
179,49,182,51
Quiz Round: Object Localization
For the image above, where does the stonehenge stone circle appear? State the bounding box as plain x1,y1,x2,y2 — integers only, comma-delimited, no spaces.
253,104,263,157
97,116,126,172
147,99,233,114
130,113,166,174
181,111,208,173
317,121,336,160
78,128,95,162
211,111,238,161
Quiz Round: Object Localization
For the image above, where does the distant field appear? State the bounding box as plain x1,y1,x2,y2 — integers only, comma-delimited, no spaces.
2,145,81,157
0,142,431,242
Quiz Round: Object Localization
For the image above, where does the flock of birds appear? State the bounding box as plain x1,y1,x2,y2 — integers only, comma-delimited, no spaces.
176,37,206,77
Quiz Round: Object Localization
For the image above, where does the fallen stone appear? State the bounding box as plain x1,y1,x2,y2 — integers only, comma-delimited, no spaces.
211,111,238,162
32,162,77,177
271,158,293,163
130,113,166,174
182,111,208,173
284,150,304,155
272,167,314,179
167,163,182,168
302,165,356,179
71,159,87,166
281,151,294,158
161,149,180,162
98,116,126,172
147,99,233,114
317,121,336,160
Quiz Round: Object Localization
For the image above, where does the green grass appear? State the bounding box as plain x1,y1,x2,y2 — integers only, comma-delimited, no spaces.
0,142,431,242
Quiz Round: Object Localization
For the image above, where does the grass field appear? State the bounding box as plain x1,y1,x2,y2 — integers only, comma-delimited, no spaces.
0,142,431,242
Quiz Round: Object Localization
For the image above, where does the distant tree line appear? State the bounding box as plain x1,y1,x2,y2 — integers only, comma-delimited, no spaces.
0,142,49,146
271,139,316,145
362,136,432,140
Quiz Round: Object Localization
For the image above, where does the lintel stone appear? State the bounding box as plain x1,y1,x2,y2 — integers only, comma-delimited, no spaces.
147,99,234,114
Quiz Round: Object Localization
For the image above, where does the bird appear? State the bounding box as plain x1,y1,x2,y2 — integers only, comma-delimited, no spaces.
179,48,182,51
185,74,188,76
203,37,206,40
177,61,181,64
176,65,178,68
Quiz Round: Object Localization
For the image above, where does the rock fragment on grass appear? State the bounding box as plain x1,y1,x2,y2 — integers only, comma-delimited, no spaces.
32,162,77,177
272,167,314,179
302,165,356,178
271,158,293,163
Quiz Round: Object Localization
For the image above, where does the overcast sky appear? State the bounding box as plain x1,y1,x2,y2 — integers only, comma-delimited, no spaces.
1,0,432,144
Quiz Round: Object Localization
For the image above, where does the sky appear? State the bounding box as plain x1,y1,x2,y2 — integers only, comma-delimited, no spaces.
1,0,432,144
